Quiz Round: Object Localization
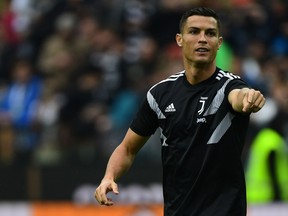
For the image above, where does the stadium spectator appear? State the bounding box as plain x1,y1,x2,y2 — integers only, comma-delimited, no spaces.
246,104,288,203
37,12,80,91
0,58,42,165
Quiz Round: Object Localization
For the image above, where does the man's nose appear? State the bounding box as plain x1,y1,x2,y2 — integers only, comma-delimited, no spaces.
198,32,207,43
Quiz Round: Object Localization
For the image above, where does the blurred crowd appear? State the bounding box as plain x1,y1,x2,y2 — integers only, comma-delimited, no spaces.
0,0,287,172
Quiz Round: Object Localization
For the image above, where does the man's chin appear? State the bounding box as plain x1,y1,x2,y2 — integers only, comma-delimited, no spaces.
194,59,211,66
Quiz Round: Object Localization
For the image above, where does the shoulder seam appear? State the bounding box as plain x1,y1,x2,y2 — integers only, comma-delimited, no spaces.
148,71,185,92
216,70,241,80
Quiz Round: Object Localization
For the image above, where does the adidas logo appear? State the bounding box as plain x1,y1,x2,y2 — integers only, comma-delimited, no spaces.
165,103,176,112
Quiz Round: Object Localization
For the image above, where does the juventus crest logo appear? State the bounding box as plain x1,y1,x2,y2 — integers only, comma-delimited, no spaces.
198,97,208,115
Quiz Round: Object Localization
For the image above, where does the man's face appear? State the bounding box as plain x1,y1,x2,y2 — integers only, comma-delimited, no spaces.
176,15,222,65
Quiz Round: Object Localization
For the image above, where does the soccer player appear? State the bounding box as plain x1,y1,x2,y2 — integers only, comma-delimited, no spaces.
95,7,266,216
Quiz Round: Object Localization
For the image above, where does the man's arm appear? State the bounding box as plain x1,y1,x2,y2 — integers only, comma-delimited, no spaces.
94,128,149,206
228,87,266,113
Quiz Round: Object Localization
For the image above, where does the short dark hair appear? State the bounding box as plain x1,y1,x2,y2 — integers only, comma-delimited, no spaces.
179,7,221,34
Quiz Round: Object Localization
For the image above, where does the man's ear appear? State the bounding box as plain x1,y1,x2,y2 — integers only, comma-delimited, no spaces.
218,36,223,50
176,33,182,47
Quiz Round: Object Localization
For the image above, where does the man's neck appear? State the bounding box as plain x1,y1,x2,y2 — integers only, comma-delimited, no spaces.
184,63,216,85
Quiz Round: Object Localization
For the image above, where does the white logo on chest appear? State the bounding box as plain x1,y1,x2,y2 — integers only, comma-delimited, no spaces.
198,97,208,115
165,103,176,112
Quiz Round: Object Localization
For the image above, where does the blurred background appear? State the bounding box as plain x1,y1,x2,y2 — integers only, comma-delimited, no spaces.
0,0,287,215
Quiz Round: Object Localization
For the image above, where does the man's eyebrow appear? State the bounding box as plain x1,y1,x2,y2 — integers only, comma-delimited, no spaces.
188,27,199,30
187,27,217,31
206,28,217,31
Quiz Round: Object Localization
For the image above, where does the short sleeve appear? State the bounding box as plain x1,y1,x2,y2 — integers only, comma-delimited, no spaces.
130,97,159,137
225,78,249,95
225,77,251,114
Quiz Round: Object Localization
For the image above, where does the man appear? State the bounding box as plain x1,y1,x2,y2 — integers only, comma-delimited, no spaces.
95,7,265,216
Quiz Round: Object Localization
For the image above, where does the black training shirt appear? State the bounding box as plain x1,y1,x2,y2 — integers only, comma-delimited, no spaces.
130,67,250,216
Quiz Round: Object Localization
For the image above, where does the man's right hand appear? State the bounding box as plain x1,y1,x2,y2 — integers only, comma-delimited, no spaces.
94,179,119,206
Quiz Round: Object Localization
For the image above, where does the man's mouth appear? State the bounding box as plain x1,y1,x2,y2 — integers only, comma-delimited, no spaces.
195,48,209,52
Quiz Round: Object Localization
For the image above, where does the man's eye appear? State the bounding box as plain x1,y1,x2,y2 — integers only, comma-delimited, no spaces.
190,30,198,34
207,32,216,36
